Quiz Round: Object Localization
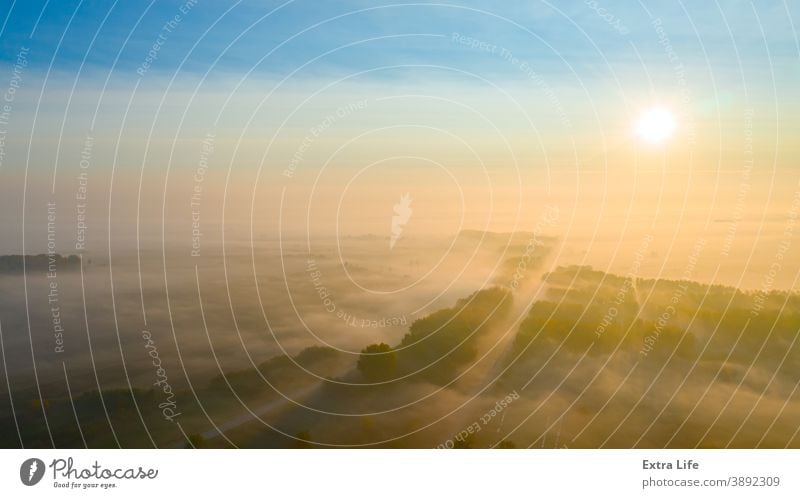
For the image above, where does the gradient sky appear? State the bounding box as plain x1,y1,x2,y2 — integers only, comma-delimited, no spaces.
1,1,797,154
0,1,798,252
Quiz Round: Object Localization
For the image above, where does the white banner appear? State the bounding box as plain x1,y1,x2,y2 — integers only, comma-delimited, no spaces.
0,450,797,497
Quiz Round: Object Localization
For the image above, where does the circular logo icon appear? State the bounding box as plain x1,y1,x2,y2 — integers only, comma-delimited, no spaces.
20,458,45,486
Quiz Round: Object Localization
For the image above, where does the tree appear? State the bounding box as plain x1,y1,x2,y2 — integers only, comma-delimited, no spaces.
357,343,397,381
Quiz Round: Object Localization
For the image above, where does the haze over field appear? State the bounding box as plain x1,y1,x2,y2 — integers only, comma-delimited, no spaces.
1,0,800,448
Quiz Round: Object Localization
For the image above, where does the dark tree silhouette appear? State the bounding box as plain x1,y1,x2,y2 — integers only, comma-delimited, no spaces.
357,343,397,381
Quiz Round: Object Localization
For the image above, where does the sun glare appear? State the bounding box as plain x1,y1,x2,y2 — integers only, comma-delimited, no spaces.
636,107,676,144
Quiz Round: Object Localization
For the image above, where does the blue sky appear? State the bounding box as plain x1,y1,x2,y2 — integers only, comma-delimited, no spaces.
0,0,798,182
1,1,799,249
1,0,797,84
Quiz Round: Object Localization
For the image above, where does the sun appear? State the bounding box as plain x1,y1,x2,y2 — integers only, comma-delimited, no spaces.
635,107,676,144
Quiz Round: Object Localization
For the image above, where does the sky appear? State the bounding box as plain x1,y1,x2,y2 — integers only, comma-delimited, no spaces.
0,0,798,253
1,1,798,76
